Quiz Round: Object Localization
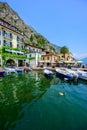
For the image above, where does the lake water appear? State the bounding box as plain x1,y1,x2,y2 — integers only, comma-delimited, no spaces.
0,71,87,130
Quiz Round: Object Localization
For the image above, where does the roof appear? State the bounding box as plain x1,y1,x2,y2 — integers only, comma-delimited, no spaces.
25,44,43,50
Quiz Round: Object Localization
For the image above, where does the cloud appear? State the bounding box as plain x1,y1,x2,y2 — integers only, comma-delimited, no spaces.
73,53,87,59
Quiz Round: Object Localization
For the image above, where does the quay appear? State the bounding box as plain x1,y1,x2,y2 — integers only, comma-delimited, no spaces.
72,67,87,71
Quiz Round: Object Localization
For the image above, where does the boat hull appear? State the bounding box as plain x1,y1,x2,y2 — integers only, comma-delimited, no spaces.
16,69,23,74
44,73,54,78
0,71,5,76
56,71,73,80
77,70,87,81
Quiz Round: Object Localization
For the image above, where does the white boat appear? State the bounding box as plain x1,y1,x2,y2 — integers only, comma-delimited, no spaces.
76,70,87,80
44,69,54,77
4,67,17,75
66,68,78,79
55,68,74,80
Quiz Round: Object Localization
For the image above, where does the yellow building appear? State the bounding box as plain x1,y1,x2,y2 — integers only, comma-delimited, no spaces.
40,52,58,67
0,19,25,67
57,53,76,66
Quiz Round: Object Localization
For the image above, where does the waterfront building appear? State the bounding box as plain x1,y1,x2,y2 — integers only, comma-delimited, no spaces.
25,44,42,67
0,19,26,67
40,52,58,67
57,53,76,67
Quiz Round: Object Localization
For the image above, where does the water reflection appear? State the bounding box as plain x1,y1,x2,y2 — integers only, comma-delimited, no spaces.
0,71,87,130
0,71,51,130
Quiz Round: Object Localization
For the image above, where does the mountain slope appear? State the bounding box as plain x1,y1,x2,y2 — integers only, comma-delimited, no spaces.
0,2,61,52
80,57,87,64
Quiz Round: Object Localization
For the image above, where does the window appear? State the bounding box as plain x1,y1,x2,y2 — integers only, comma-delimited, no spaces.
3,40,6,46
0,31,1,35
10,42,12,48
47,57,49,60
2,30,6,36
10,33,12,39
17,36,19,41
22,38,24,42
17,44,19,48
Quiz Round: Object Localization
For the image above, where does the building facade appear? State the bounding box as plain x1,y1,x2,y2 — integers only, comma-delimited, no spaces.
25,44,42,67
40,52,58,67
57,53,76,67
0,19,26,67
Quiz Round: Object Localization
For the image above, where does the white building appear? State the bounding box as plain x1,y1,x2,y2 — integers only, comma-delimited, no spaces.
25,44,42,67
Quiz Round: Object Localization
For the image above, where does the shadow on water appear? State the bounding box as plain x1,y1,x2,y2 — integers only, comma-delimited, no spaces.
0,71,51,130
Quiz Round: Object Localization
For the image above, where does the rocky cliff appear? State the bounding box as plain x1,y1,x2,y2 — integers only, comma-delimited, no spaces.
0,2,60,52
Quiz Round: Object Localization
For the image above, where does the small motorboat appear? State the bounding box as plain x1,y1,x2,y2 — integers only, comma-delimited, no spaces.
44,69,54,77
55,68,73,80
4,67,17,75
66,68,78,79
76,70,87,81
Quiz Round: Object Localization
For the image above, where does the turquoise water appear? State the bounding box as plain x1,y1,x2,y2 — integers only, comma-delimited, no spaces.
0,71,87,130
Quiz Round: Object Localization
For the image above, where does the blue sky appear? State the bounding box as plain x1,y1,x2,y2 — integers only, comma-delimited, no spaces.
1,0,87,59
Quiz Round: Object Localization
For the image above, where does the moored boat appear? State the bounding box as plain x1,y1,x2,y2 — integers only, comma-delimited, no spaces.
44,69,54,77
66,68,78,79
55,68,73,80
0,70,5,76
23,66,32,72
15,68,24,74
4,67,17,75
76,70,87,80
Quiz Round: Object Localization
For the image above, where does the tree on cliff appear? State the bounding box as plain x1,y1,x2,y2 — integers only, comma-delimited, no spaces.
60,46,69,58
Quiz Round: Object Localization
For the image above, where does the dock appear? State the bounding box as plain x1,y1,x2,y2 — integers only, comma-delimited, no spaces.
72,67,87,71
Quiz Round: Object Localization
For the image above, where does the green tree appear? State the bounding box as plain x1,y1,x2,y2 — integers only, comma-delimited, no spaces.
60,46,69,58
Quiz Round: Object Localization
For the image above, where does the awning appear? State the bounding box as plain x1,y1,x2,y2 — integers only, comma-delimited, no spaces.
64,61,76,64
5,49,24,54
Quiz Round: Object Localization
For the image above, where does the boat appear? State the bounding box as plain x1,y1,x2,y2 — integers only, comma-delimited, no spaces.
65,68,78,79
4,67,17,75
23,66,32,72
15,68,24,74
76,70,87,80
0,70,5,76
55,68,74,80
44,69,54,77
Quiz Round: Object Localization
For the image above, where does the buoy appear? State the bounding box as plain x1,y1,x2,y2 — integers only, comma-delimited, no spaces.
64,78,68,81
58,92,65,96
